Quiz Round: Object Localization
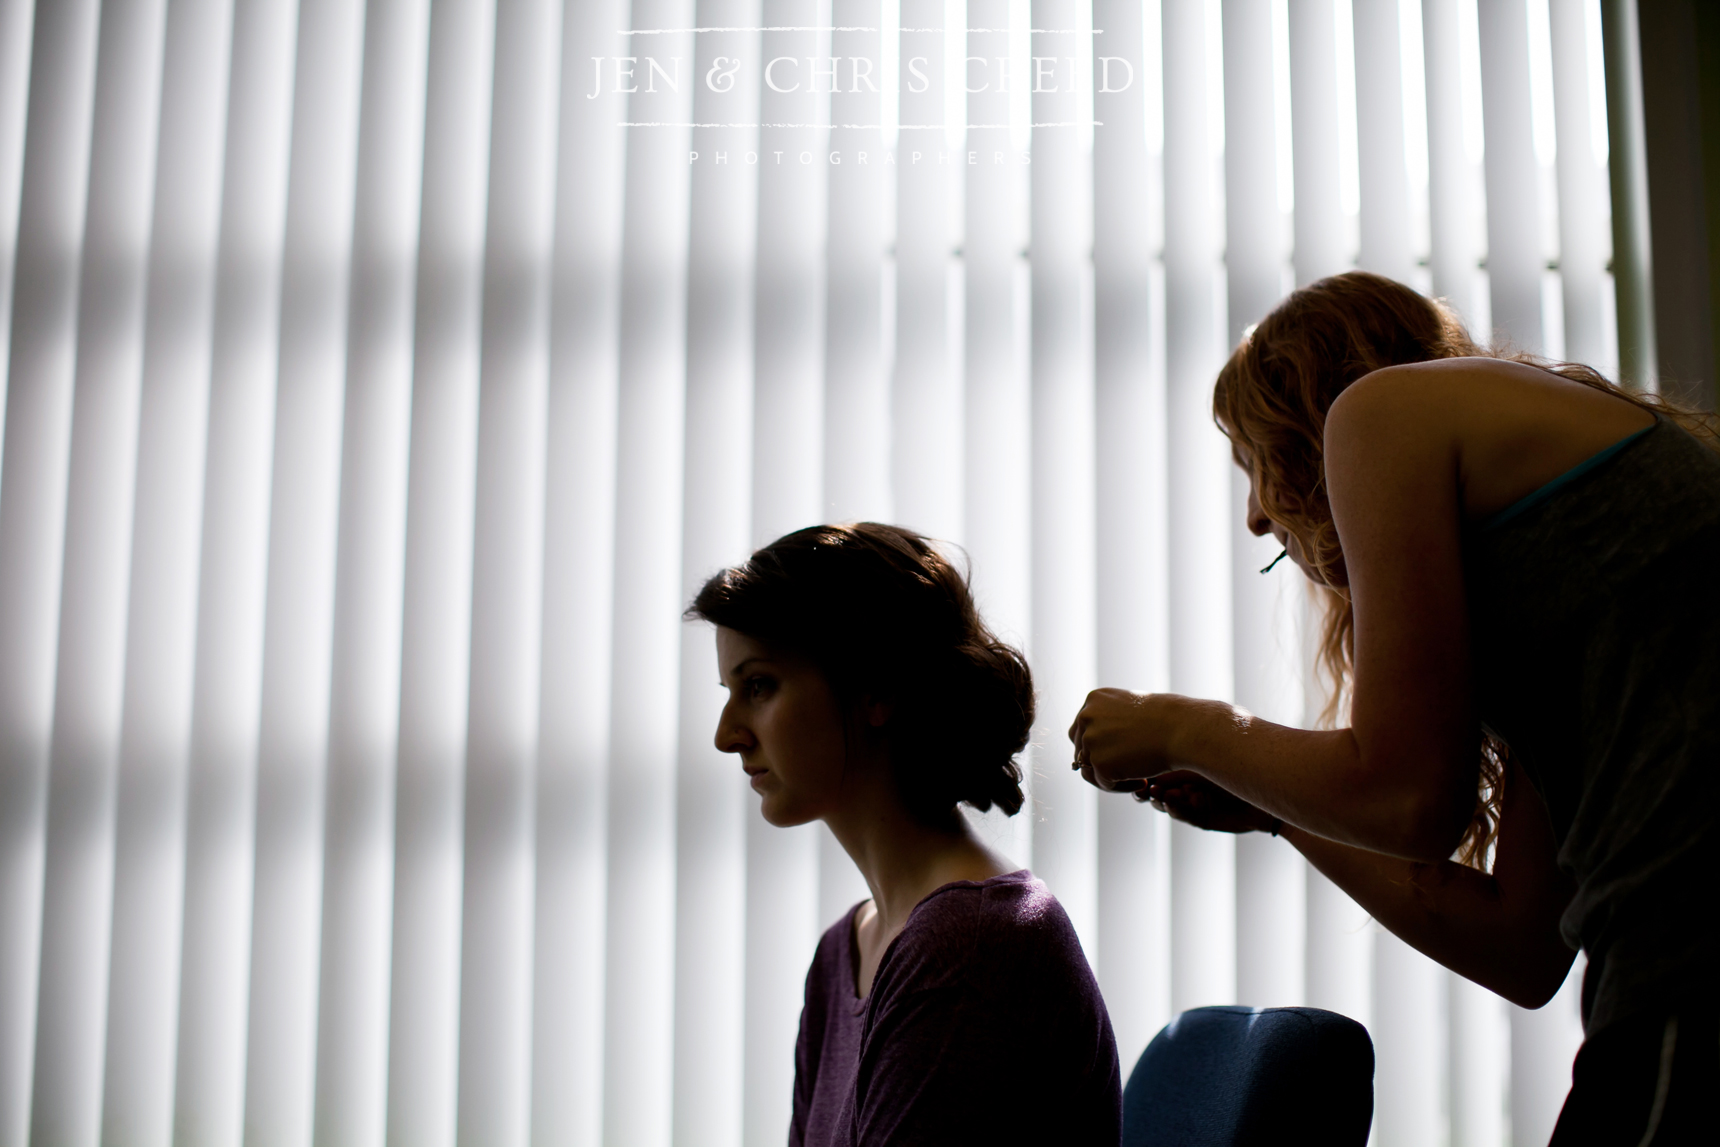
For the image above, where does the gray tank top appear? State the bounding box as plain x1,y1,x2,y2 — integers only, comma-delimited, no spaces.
1464,415,1719,1035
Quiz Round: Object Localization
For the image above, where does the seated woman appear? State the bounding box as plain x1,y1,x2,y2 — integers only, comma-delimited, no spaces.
689,523,1120,1147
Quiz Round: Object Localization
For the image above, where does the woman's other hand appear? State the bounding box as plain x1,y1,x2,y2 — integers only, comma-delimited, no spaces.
1141,770,1279,835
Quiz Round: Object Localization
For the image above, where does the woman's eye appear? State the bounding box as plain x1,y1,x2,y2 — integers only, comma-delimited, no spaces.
745,676,774,699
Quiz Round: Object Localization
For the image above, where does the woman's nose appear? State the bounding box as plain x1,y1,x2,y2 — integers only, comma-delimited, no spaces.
1245,489,1273,536
714,701,752,754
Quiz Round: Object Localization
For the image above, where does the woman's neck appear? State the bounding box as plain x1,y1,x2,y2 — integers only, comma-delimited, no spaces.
826,787,1014,937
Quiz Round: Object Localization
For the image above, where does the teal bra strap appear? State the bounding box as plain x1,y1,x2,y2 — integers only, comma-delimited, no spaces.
1480,422,1656,532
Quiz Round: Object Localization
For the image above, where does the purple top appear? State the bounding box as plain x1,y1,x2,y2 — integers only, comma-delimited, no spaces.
788,870,1121,1147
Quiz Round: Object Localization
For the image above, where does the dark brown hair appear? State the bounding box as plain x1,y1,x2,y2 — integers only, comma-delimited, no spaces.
1214,270,1717,867
687,522,1034,821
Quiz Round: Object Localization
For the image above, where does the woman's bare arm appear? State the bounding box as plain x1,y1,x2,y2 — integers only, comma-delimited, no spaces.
1074,361,1657,859
1073,369,1484,859
1286,763,1576,1007
1146,762,1576,1008
1072,693,1474,861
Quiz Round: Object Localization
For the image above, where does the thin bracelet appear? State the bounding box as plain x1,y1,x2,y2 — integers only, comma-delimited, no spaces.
1269,817,1282,837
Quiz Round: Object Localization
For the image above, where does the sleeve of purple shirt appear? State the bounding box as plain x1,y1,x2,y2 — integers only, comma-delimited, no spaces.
796,873,1121,1147
789,912,849,1147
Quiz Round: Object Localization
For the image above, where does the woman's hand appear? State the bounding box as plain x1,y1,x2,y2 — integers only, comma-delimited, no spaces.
1141,771,1280,835
1068,688,1195,791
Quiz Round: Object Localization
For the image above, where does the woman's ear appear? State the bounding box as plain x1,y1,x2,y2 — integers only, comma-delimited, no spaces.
860,695,893,728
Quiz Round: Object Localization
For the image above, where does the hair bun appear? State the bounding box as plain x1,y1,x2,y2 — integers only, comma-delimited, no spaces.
933,640,1032,817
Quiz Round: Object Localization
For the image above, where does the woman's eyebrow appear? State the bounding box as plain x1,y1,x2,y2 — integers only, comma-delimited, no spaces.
725,656,771,679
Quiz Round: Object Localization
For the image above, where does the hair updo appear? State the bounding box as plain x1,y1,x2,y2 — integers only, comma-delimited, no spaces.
686,522,1034,822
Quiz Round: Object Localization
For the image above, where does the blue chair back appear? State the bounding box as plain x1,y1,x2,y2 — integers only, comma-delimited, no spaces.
1122,1006,1374,1146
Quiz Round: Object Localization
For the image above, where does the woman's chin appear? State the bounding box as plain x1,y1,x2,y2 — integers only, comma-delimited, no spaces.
757,794,819,829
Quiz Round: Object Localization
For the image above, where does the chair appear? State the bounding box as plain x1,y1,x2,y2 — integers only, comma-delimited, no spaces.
1121,1006,1374,1146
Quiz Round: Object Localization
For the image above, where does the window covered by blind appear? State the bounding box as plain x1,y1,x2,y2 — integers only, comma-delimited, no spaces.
0,2,1618,1146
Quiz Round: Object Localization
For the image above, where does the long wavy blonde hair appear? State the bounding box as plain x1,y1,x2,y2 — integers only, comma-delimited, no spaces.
1213,271,1716,868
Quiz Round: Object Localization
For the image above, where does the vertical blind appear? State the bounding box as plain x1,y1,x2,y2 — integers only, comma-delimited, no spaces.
0,1,1622,1145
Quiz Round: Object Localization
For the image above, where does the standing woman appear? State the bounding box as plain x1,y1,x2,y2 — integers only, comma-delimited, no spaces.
692,523,1121,1146
1070,273,1716,1144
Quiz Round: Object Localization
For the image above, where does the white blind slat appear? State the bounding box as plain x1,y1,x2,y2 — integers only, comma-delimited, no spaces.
1478,0,1551,352
33,1,168,1143
817,0,886,934
1092,0,1172,1062
103,0,233,1143
606,6,695,1147
456,1,560,1143
1304,867,1375,1020
1423,0,1492,331
174,3,301,1144
739,7,829,1147
530,3,627,1147
244,0,366,1142
1220,0,1304,1015
1549,0,1614,374
43,2,174,1142
1289,0,1360,283
313,2,431,1144
1374,931,1449,1147
824,4,892,527
1027,0,1098,954
387,2,493,1145
673,6,760,1146
891,1,961,541
0,7,94,1142
753,7,831,550
1449,967,1508,1147
1223,0,1291,336
959,0,1032,873
1354,0,1420,282
1509,962,1586,1147
1163,0,1238,1016
0,0,37,429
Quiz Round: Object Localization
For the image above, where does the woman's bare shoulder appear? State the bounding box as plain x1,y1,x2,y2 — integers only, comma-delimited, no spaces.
1322,361,1478,474
1330,357,1539,424
1336,355,1642,419
1326,357,1653,519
